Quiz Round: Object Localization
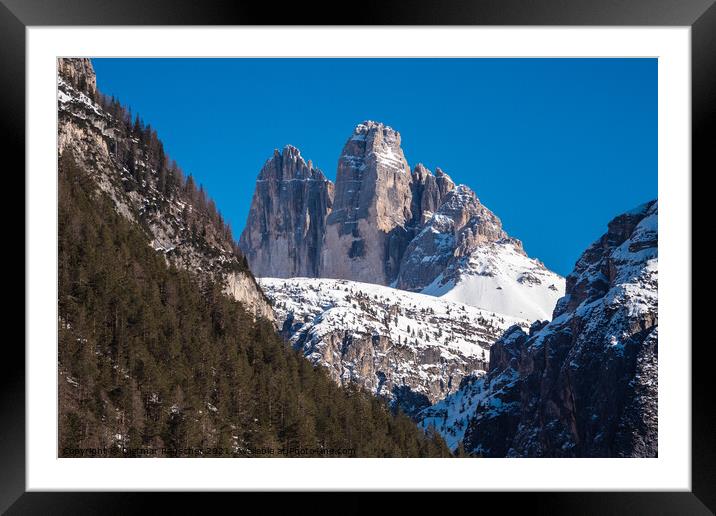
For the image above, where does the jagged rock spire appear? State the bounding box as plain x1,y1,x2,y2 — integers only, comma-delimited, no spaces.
239,145,334,278
410,163,456,226
396,183,508,292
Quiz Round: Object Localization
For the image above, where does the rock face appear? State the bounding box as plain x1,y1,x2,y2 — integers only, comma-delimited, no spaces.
410,164,456,225
58,58,274,322
430,201,658,457
321,121,415,285
396,184,564,321
239,145,333,278
224,272,275,321
260,277,530,417
58,58,97,97
395,184,507,291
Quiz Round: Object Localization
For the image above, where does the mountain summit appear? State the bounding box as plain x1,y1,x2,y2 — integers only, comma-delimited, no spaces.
321,120,414,284
239,121,564,321
239,145,333,278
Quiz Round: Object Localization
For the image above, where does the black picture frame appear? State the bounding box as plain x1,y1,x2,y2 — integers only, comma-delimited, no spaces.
4,0,711,512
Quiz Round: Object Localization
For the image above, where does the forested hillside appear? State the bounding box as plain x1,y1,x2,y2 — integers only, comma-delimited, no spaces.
58,152,450,457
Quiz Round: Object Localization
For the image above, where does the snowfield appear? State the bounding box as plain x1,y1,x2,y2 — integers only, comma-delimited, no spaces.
422,241,565,321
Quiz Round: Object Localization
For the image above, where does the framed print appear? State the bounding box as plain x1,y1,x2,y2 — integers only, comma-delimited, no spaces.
5,0,712,512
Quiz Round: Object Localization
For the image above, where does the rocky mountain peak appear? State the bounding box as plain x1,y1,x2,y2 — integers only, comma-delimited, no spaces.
410,164,456,226
411,162,432,182
58,58,97,98
437,185,484,221
353,119,402,144
239,146,334,278
555,199,657,318
259,144,326,182
240,119,564,321
339,120,410,176
434,167,456,191
321,121,414,284
434,167,450,179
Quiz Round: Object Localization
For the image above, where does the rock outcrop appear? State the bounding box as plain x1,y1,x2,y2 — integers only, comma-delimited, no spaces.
451,201,658,457
410,164,456,225
239,145,333,278
395,183,563,321
58,57,97,97
395,184,507,291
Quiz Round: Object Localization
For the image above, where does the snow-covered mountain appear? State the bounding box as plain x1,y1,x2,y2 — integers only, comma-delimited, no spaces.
419,201,658,457
260,277,530,416
240,120,564,321
239,120,565,417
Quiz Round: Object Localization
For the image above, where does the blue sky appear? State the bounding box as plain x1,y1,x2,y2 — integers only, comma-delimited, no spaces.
92,58,656,276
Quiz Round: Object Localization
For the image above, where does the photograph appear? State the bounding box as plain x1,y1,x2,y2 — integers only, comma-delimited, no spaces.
6,0,709,506
57,56,658,459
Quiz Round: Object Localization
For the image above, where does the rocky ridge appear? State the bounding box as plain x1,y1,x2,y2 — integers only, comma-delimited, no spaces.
395,184,508,292
58,58,274,322
419,201,658,457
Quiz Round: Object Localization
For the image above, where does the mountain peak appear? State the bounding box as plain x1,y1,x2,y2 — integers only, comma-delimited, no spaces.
281,143,301,156
412,163,433,180
438,184,482,214
323,120,413,284
241,145,333,278
349,120,402,147
556,199,657,318
260,145,325,181
355,119,394,131
434,167,453,182
243,119,563,319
